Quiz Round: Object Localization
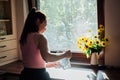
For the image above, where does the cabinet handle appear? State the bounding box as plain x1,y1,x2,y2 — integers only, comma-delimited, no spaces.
0,56,7,59
0,45,6,48
0,37,6,40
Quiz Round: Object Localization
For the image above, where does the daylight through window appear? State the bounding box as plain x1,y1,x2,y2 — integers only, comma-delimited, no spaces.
38,0,98,52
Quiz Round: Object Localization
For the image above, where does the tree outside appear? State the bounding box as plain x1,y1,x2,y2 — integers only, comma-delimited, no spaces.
39,0,98,52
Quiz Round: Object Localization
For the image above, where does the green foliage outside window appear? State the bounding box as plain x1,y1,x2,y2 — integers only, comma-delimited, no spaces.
39,0,98,52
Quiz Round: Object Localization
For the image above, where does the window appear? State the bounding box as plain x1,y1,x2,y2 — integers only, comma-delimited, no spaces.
37,0,98,52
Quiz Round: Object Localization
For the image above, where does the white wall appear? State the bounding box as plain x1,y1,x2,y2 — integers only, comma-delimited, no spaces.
105,0,120,67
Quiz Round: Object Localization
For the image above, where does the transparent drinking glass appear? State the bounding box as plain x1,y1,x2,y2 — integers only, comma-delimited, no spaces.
59,58,71,70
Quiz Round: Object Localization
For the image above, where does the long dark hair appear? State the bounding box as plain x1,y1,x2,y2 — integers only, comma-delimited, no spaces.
20,7,46,45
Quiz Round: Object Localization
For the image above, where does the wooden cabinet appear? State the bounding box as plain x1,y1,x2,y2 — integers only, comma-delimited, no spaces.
0,0,18,66
0,40,17,52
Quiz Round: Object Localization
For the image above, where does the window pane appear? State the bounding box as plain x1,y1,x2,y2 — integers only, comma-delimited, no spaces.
39,0,98,52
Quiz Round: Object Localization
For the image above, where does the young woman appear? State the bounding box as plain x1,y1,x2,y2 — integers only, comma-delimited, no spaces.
19,8,72,80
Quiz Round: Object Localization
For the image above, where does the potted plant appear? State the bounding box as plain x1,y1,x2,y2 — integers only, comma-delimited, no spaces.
77,25,109,65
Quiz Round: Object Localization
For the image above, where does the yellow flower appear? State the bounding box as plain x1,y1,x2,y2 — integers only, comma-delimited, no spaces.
94,36,98,38
95,40,100,45
103,38,109,42
77,25,109,58
88,29,92,32
82,37,88,41
81,48,87,53
85,45,89,49
86,39,93,47
77,40,81,45
99,24,104,29
98,29,103,33
101,41,107,47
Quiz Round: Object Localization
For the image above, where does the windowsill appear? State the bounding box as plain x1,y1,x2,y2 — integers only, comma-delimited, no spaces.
47,67,96,80
47,62,107,80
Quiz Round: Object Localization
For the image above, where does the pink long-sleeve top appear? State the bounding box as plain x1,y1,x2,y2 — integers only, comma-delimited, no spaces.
20,33,45,68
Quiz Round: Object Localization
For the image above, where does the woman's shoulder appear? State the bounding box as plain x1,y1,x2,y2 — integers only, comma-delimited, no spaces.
33,33,47,46
34,33,44,37
34,33,46,40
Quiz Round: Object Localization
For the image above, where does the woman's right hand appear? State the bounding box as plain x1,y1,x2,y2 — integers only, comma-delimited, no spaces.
64,50,72,58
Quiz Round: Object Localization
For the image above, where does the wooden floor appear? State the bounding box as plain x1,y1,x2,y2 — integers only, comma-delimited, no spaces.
0,60,120,80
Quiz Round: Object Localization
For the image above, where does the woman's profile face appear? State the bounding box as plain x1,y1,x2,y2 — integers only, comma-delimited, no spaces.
38,19,47,33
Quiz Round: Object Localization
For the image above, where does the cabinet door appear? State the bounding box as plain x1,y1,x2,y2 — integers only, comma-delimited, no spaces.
0,0,16,41
0,49,18,63
0,39,17,52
